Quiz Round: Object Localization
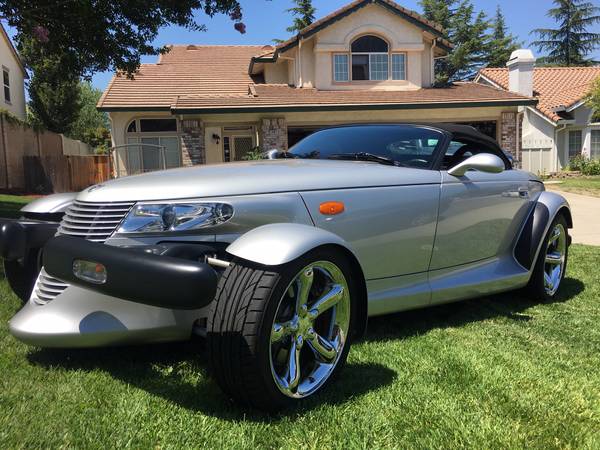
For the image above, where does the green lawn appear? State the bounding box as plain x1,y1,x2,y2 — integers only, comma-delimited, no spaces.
1,246,599,448
0,194,37,218
550,176,600,197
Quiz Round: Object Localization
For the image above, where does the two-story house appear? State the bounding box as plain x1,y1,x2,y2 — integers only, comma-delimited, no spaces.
98,0,535,175
0,23,26,121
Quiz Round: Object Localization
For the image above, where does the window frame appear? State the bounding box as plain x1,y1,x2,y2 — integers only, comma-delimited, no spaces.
568,129,583,157
332,35,408,84
125,118,182,171
332,53,350,82
591,129,600,160
2,66,10,104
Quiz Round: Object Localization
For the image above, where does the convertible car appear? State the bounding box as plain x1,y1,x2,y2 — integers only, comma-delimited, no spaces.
0,124,571,410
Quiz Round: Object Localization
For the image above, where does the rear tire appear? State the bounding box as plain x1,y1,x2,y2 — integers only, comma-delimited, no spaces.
207,247,357,411
527,214,569,301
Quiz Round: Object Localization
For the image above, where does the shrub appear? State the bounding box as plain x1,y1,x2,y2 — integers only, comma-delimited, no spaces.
569,155,600,175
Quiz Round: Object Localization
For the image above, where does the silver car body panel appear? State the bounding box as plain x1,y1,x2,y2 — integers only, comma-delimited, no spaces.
300,183,440,278
21,192,76,214
226,223,354,266
9,284,203,348
77,160,438,202
7,156,571,347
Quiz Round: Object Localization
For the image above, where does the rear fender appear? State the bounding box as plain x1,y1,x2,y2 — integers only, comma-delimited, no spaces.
514,191,572,270
226,223,368,338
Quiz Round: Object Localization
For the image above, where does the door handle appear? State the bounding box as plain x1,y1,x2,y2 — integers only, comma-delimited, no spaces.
502,187,530,199
518,187,530,198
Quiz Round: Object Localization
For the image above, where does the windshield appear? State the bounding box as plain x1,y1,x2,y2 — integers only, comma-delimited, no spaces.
288,125,444,169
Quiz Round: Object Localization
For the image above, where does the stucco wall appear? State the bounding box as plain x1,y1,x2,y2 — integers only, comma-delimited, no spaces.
283,3,429,91
0,32,26,120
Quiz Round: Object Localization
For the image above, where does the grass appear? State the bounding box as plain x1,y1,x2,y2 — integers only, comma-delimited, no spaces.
0,194,38,218
0,245,599,448
550,176,600,197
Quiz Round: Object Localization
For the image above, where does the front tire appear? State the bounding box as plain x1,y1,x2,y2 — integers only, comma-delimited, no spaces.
527,214,569,301
207,247,357,411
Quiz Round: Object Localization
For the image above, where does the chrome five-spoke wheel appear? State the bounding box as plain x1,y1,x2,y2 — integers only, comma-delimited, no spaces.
543,222,567,296
270,261,351,399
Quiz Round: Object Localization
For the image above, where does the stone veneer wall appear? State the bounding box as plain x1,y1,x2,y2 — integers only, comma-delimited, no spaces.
180,119,205,166
260,118,288,151
500,112,518,162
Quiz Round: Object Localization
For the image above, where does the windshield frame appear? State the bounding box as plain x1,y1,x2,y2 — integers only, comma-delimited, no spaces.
287,124,450,170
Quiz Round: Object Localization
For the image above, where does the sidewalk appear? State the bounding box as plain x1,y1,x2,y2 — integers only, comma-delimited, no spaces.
546,188,600,246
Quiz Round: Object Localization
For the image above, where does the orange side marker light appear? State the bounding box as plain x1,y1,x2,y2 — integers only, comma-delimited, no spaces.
319,201,345,215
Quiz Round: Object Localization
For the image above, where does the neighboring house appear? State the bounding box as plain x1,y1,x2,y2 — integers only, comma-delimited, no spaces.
476,50,600,174
98,0,535,175
0,23,26,121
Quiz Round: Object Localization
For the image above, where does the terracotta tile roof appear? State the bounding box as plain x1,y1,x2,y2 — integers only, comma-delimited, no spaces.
97,45,265,109
478,66,600,122
171,82,534,112
270,0,452,55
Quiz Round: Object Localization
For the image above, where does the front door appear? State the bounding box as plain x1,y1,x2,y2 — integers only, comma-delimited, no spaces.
223,135,255,161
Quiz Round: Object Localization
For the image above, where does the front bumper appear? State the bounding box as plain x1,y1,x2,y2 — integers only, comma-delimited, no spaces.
7,235,220,348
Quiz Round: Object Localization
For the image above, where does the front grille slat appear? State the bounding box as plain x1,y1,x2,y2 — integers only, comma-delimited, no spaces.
32,200,135,304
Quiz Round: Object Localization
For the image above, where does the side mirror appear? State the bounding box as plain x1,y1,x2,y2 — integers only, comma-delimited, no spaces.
448,153,505,177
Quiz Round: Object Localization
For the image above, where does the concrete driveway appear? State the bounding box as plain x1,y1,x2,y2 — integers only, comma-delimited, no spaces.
547,188,600,246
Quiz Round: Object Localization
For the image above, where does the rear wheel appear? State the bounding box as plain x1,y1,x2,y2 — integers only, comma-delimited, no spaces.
527,214,569,301
207,247,356,411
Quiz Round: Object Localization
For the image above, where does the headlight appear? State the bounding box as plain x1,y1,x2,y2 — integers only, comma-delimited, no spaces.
117,202,234,234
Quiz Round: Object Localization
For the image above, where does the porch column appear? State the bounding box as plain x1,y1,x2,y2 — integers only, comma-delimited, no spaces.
500,111,518,164
260,118,288,151
180,119,205,166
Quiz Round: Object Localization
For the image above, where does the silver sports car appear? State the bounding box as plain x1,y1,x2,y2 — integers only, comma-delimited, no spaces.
0,124,571,410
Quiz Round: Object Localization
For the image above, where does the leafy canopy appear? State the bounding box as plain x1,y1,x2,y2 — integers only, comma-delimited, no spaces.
483,5,521,69
286,0,316,34
420,0,489,84
531,0,600,66
587,77,600,122
0,0,247,78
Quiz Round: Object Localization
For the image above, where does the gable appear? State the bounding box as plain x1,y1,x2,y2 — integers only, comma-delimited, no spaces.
274,0,451,56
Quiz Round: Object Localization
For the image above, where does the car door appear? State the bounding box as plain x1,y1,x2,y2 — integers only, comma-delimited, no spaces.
429,143,533,270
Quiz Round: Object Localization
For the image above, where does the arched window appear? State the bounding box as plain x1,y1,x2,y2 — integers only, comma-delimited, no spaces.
332,34,406,82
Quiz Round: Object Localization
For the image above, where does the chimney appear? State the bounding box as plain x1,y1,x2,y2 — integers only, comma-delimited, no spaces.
506,49,535,97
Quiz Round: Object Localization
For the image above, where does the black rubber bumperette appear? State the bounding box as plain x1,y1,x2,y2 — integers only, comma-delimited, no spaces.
43,235,218,310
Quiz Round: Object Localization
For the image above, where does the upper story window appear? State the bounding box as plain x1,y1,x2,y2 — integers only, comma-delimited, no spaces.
332,35,406,83
2,67,10,103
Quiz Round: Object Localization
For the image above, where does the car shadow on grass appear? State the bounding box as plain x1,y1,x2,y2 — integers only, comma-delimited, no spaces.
363,277,584,343
25,277,583,420
26,339,396,421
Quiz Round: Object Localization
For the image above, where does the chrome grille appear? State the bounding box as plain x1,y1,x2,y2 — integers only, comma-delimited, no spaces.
32,268,69,305
31,200,135,304
58,201,135,243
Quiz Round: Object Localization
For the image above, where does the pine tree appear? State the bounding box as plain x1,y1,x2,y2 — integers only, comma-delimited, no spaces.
286,0,316,34
420,0,489,84
483,5,521,67
531,0,600,66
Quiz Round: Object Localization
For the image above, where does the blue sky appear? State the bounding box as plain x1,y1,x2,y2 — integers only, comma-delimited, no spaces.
3,0,600,92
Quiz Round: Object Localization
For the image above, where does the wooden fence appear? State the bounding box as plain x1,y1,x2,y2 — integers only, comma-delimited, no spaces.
23,155,111,193
0,114,110,193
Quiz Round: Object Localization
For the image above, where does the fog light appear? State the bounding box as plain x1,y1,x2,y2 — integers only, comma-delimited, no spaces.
73,259,107,284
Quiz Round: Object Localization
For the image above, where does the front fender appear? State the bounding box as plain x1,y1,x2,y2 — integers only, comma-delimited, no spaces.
226,223,355,266
515,190,572,270
226,223,369,338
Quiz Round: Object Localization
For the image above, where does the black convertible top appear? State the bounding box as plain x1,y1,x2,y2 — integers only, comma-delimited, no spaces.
429,123,500,148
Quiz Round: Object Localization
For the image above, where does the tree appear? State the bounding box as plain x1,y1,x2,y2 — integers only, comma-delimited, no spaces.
70,82,111,151
420,0,489,84
531,0,600,66
22,36,81,134
587,77,600,122
286,0,316,33
0,1,248,78
483,5,521,68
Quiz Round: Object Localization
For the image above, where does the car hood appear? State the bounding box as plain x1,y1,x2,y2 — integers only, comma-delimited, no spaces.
77,159,441,202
